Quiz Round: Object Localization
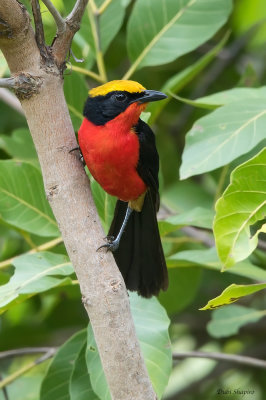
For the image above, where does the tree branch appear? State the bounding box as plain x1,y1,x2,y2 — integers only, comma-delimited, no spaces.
0,88,24,114
173,350,266,369
52,0,89,69
0,1,156,399
0,347,57,360
31,0,51,62
41,0,66,34
0,350,55,389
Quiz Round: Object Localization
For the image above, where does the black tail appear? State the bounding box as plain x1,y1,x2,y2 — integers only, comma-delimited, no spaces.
108,190,168,298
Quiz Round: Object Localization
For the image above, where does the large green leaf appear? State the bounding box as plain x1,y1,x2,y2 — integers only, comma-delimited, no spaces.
214,148,266,268
0,160,59,237
126,0,232,72
40,330,87,400
70,344,99,400
197,86,266,106
167,248,266,281
200,283,266,310
159,267,202,314
159,207,214,237
162,181,213,213
86,293,172,400
87,0,128,55
180,98,266,179
148,31,230,123
0,128,37,161
0,252,74,312
207,305,266,338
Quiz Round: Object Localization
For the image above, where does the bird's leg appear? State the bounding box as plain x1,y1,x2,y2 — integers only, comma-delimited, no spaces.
97,206,133,252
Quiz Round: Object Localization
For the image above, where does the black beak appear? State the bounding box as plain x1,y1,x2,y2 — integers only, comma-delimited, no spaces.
131,90,167,104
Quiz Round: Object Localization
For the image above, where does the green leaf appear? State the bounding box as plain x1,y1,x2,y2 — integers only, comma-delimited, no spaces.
207,305,266,337
167,248,266,281
40,330,87,400
70,344,99,400
214,148,266,268
0,252,74,312
162,181,213,213
126,0,232,71
0,128,38,161
196,86,266,106
149,31,230,123
64,71,88,131
86,293,172,400
159,207,214,237
200,283,266,310
159,267,201,314
0,160,59,237
86,0,128,56
180,99,266,179
90,176,117,233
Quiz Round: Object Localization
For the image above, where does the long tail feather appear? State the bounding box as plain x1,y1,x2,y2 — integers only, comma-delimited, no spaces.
108,190,168,298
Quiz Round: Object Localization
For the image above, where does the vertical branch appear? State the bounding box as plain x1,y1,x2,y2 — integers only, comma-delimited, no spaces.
30,0,49,60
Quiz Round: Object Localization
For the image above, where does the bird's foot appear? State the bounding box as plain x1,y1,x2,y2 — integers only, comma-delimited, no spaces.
97,237,120,252
69,146,85,166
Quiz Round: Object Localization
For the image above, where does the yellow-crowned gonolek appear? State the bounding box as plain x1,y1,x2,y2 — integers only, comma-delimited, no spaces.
78,80,168,298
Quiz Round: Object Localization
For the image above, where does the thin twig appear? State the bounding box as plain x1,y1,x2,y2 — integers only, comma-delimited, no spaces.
173,351,266,369
0,77,16,89
41,0,66,34
181,226,215,248
31,0,48,59
0,350,55,389
0,88,24,114
0,236,63,269
51,0,89,68
0,347,57,360
67,0,89,26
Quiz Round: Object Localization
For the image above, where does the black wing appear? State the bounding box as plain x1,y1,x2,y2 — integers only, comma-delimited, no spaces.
135,118,160,210
107,118,168,298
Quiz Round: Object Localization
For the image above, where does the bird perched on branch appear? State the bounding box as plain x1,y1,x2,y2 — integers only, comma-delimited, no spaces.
78,80,168,298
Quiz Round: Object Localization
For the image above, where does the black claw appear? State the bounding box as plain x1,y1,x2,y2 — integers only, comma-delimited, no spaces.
97,239,120,253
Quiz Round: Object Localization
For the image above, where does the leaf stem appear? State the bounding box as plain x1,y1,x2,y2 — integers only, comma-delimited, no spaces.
214,164,230,204
67,65,104,83
0,237,63,270
98,0,112,15
88,4,107,82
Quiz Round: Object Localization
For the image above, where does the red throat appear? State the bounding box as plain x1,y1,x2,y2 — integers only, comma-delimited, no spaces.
78,103,147,201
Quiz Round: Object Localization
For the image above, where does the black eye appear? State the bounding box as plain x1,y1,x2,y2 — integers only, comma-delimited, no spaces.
114,93,126,102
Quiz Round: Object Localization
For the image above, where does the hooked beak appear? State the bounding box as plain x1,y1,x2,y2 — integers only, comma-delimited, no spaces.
131,90,167,104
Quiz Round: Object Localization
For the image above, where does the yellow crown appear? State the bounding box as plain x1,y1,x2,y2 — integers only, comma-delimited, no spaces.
89,80,146,97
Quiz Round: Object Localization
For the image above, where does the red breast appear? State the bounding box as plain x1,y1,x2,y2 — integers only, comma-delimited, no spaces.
78,103,147,201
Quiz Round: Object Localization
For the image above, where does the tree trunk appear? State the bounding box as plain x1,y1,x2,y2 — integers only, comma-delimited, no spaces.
0,1,156,399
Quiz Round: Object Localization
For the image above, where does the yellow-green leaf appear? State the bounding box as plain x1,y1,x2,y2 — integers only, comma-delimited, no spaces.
213,148,266,268
200,283,266,310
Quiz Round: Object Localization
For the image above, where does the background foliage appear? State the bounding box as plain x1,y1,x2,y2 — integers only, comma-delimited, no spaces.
0,0,266,399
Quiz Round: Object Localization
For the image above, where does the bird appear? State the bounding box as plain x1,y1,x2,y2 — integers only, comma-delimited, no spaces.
78,80,168,298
